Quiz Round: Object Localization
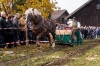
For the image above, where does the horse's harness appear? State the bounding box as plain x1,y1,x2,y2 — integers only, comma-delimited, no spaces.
31,15,43,29
29,14,56,35
31,15,51,29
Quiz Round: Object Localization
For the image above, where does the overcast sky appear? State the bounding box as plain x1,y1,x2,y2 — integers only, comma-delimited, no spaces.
55,0,89,14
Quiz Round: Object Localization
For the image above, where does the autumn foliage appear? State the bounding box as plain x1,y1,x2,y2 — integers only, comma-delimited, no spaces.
0,0,58,18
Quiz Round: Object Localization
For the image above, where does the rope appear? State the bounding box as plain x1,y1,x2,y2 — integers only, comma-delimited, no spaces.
0,40,49,45
0,28,31,30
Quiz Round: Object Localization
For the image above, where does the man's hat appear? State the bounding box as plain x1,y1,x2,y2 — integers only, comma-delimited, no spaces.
72,17,77,20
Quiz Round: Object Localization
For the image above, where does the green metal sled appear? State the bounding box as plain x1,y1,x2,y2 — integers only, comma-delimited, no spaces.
55,30,82,46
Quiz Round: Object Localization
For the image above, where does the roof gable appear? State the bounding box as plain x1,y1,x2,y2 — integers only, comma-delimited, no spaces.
66,0,93,19
51,10,69,20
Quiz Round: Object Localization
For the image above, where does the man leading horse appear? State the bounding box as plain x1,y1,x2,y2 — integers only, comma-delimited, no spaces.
68,17,82,45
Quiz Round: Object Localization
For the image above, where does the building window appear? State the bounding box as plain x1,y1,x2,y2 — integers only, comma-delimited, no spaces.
96,4,100,9
62,18,64,22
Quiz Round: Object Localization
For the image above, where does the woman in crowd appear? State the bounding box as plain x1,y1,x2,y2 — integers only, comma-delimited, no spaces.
6,14,15,48
19,14,26,46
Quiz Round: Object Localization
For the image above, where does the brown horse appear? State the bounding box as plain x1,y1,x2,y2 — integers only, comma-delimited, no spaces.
25,8,56,48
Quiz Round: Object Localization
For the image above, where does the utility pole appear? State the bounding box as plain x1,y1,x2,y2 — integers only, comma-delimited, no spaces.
0,3,1,12
2,2,7,15
12,0,14,13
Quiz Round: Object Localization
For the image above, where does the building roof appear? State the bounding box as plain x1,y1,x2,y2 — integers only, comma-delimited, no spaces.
51,10,69,20
66,0,93,19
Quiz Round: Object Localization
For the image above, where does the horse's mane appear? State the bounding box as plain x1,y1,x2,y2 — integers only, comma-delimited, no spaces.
25,8,41,17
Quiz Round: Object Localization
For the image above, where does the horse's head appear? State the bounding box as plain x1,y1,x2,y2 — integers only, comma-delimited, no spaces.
25,8,41,23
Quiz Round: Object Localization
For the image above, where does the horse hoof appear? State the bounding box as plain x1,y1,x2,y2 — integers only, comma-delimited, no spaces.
52,42,55,48
37,45,40,47
52,47,55,50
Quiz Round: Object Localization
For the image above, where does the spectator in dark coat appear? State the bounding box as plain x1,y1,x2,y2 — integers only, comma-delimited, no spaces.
88,28,93,39
97,27,100,38
6,14,15,48
0,11,7,48
84,28,88,39
13,13,20,46
80,27,85,39
27,22,33,44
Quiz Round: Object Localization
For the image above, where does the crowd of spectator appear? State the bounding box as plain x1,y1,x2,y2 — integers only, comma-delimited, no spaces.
80,26,100,40
0,11,36,48
56,23,100,40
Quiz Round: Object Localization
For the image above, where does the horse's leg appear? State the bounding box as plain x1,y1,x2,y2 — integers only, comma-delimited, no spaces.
46,34,51,46
49,33,55,49
52,33,56,48
47,33,53,46
36,33,43,47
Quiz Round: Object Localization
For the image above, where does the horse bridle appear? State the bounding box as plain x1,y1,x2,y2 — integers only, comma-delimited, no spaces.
27,13,43,28
32,15,42,26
